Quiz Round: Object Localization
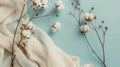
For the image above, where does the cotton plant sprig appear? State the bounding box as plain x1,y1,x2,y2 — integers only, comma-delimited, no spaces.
69,1,108,67
10,0,26,66
10,0,59,67
51,22,61,32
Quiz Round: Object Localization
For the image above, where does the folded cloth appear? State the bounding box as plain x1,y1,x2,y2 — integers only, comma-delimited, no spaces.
0,0,94,67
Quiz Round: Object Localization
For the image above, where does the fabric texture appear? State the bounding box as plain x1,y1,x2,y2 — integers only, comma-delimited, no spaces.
0,0,93,67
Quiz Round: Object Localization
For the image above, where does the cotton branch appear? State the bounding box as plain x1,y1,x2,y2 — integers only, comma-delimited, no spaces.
10,2,26,67
69,1,108,67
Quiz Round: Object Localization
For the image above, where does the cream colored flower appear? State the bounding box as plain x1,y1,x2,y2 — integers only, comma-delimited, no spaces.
27,22,35,30
41,4,48,9
32,0,40,6
89,13,94,20
36,2,42,8
56,0,64,10
21,30,31,39
56,4,64,10
84,13,94,21
80,25,90,33
21,21,35,30
51,22,61,32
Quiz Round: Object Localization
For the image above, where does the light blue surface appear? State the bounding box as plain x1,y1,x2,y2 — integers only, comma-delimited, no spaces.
32,0,120,67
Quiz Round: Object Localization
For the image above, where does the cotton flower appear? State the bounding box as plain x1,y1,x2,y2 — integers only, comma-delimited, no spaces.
89,13,94,20
56,4,64,10
36,2,42,8
21,22,35,30
40,0,48,9
21,30,31,39
27,22,35,30
56,0,64,10
32,0,40,6
80,25,90,33
41,4,48,9
84,13,94,21
51,22,61,32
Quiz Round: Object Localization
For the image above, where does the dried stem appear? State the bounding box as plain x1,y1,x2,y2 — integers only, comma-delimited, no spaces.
84,34,106,67
78,11,81,26
103,32,106,63
70,1,107,67
69,12,79,25
21,4,33,18
10,3,26,67
90,22,106,66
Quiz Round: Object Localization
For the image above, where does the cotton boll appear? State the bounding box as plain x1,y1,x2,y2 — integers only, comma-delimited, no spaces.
84,13,94,21
36,2,42,8
41,4,48,9
32,0,38,5
51,22,61,32
21,30,31,39
80,25,90,33
84,13,90,21
84,13,89,19
89,13,94,20
56,0,64,10
21,22,35,30
53,22,61,29
27,22,35,30
56,5,64,10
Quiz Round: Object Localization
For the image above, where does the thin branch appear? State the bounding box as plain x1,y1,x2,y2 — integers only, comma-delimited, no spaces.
78,10,81,26
91,22,103,46
21,4,33,18
70,1,107,67
103,32,106,63
90,22,106,67
10,3,26,67
72,2,76,17
84,34,106,67
33,14,50,20
84,34,103,63
69,12,79,24
101,24,106,63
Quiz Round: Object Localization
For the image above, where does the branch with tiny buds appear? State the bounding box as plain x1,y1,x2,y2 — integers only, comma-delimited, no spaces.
10,1,26,67
70,1,108,67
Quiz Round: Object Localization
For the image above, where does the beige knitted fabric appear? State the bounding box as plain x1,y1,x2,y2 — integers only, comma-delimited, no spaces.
0,0,93,67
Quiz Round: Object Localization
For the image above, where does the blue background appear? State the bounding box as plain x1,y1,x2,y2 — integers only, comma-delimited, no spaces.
32,0,120,67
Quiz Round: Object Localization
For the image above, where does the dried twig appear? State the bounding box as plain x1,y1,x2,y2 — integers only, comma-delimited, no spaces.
70,1,108,67
10,2,26,67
